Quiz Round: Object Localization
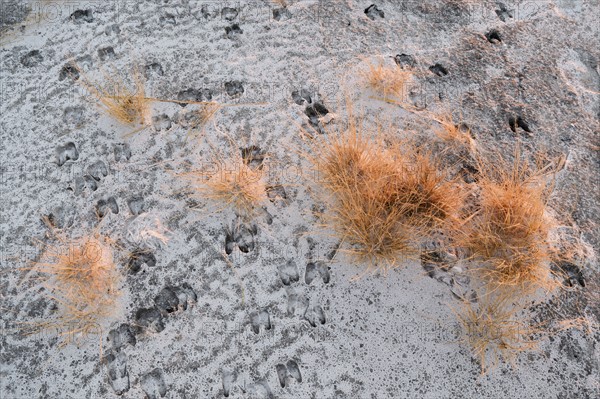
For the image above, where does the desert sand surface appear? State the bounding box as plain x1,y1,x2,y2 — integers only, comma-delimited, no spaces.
1,1,598,398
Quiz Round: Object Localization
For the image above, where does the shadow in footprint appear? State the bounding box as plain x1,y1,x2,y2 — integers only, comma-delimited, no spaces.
134,307,165,334
55,142,79,166
222,369,236,397
96,197,119,218
127,249,156,274
276,360,302,388
286,288,309,317
104,351,130,395
225,221,257,254
107,324,136,352
278,260,299,286
305,261,330,285
555,262,586,288
140,368,167,399
304,304,326,327
364,4,384,20
250,309,272,334
508,116,532,133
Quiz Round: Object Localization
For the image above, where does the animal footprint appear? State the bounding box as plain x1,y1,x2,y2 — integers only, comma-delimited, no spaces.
145,62,164,77
556,262,586,288
134,307,165,333
152,114,172,131
63,106,85,126
364,4,385,20
97,46,115,61
241,145,265,169
21,50,43,67
225,81,244,98
303,304,326,328
140,368,167,399
107,324,136,352
153,284,197,314
96,197,119,218
278,260,299,286
176,88,212,107
114,143,131,162
225,221,257,254
104,351,130,395
394,53,416,69
495,2,514,21
485,29,502,43
127,249,157,274
240,379,272,398
46,205,76,229
70,9,93,23
250,309,272,334
236,223,255,252
276,360,302,388
87,160,108,181
305,261,330,285
304,102,329,131
285,360,302,383
59,64,79,81
225,24,243,38
286,288,309,317
222,7,238,21
508,116,532,133
55,142,79,166
266,185,287,204
127,196,145,215
291,88,312,105
222,370,236,397
429,63,448,77
72,175,98,195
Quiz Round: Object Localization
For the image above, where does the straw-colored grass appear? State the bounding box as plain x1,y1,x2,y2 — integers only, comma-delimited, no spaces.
457,148,558,295
454,296,538,374
304,116,463,272
202,161,267,218
74,63,151,128
32,234,120,346
183,137,269,220
179,101,221,140
362,60,412,101
433,112,475,152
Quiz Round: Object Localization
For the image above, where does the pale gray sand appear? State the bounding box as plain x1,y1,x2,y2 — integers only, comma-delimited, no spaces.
1,1,598,398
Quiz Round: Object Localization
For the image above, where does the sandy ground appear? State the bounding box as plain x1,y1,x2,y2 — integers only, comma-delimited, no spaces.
1,1,599,398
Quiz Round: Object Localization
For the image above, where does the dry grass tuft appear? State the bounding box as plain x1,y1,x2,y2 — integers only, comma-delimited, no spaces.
433,112,475,152
305,117,463,272
183,138,269,220
362,60,412,101
179,101,221,140
202,161,267,218
33,234,120,346
75,63,151,128
454,296,538,374
458,148,558,295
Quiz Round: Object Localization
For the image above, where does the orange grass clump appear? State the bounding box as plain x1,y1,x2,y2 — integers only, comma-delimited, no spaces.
75,64,151,128
433,112,475,152
454,296,538,374
183,139,269,220
203,162,267,218
305,117,463,272
33,234,120,346
458,149,558,294
362,60,412,100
